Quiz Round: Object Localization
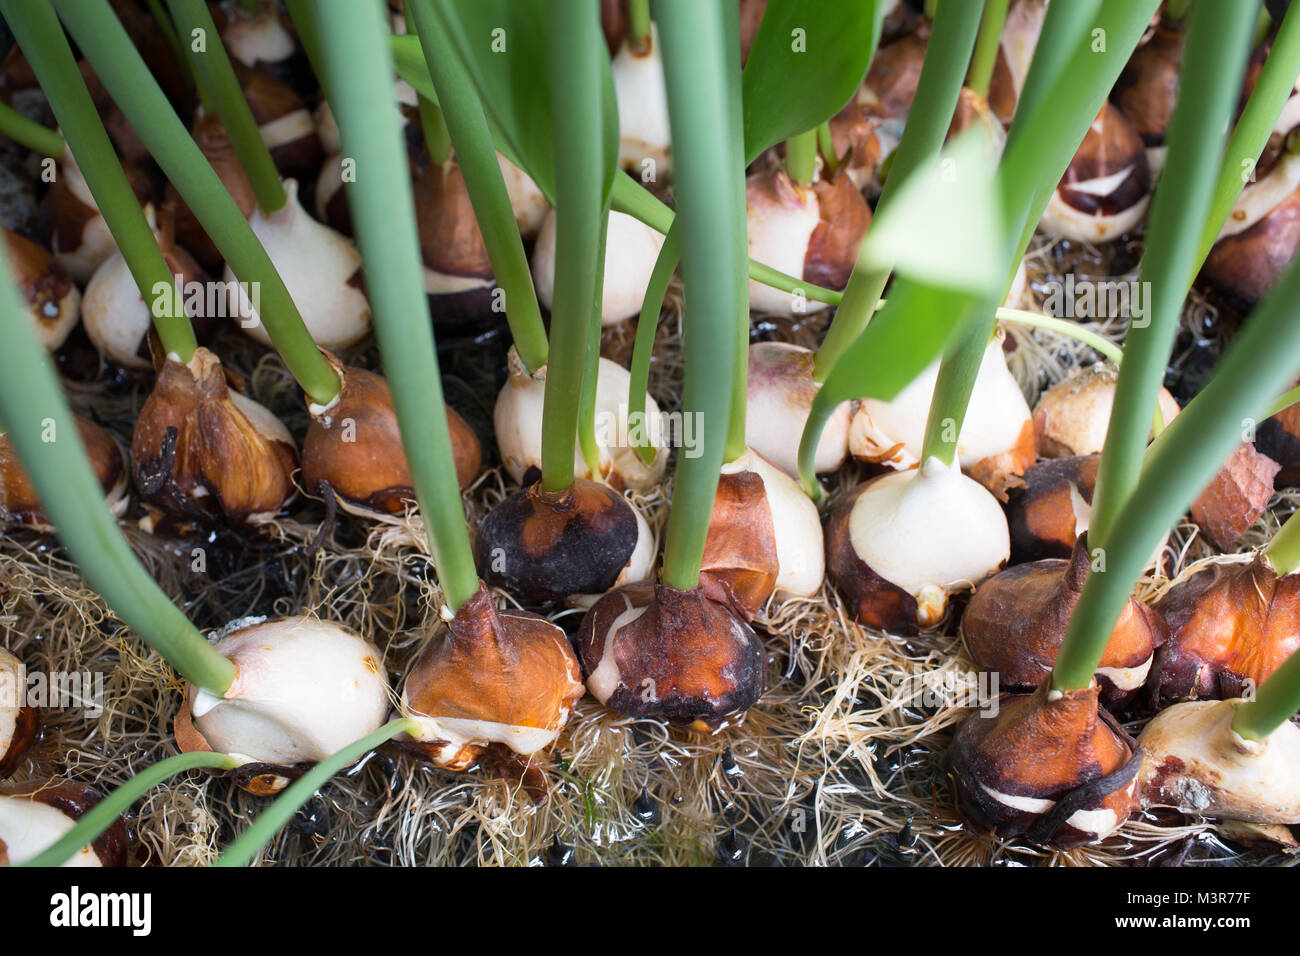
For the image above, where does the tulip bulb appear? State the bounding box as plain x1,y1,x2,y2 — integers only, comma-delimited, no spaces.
745,166,871,316
1112,16,1184,178
0,648,39,777
0,781,128,866
494,347,667,492
302,358,481,511
611,24,672,178
414,156,498,327
700,448,824,620
475,478,654,605
1190,442,1279,551
219,0,312,94
1138,698,1300,825
45,153,118,283
947,682,1141,847
83,208,211,371
3,228,79,351
1258,398,1300,487
848,330,1036,496
1039,103,1151,243
576,581,766,729
533,209,666,325
399,584,584,770
1150,554,1300,705
1005,454,1100,562
963,537,1162,707
131,348,297,529
226,179,372,350
1034,363,1181,459
1202,148,1300,305
234,64,322,183
1,416,128,529
175,616,389,794
498,154,548,240
827,457,1010,634
745,342,849,477
168,111,258,271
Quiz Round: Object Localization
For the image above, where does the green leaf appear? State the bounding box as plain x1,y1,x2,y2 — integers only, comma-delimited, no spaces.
425,0,619,207
741,0,884,164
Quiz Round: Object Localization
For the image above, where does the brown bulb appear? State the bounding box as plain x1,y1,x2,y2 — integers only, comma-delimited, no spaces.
301,358,481,511
0,415,127,528
475,478,652,605
167,112,258,271
1190,442,1279,551
413,156,498,330
1258,396,1300,487
0,780,128,866
131,348,297,530
1113,16,1184,150
1150,553,1300,704
698,468,779,620
233,62,322,184
3,228,79,351
399,583,584,770
576,581,766,729
947,682,1141,847
963,537,1162,708
1005,454,1099,563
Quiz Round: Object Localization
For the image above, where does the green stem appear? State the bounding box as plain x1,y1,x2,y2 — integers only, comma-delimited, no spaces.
1088,0,1257,554
996,308,1124,363
813,0,985,383
0,100,65,157
539,2,608,494
1231,649,1300,740
967,0,1011,100
166,0,286,213
407,0,549,373
655,0,746,590
3,0,196,362
0,254,234,695
1266,508,1300,576
610,171,844,304
817,121,839,178
1051,256,1300,694
629,223,679,464
628,0,653,46
919,316,993,465
1253,6,1274,48
578,213,610,478
314,0,479,613
142,0,199,98
19,753,239,867
55,0,341,407
216,718,417,867
784,129,818,187
283,0,329,101
1263,384,1300,419
1194,0,1300,272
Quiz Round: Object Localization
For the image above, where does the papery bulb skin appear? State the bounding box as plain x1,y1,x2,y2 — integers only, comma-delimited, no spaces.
226,179,372,350
533,209,666,325
826,458,1009,634
1112,16,1184,176
44,153,126,283
1039,103,1151,243
947,682,1141,847
0,416,127,529
1258,399,1300,487
168,111,257,271
1005,454,1099,563
700,448,824,620
233,62,322,183
493,348,667,492
301,359,480,511
1138,698,1300,825
3,228,79,351
0,648,39,777
745,167,870,315
0,781,128,867
576,581,766,729
399,584,584,770
218,0,314,95
848,331,1035,496
745,342,849,477
1033,363,1180,459
1150,554,1300,705
414,157,498,329
176,616,389,795
82,210,213,371
611,24,672,178
986,0,1047,125
1202,150,1300,305
474,479,654,606
1190,442,1279,551
130,348,297,529
962,537,1162,708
